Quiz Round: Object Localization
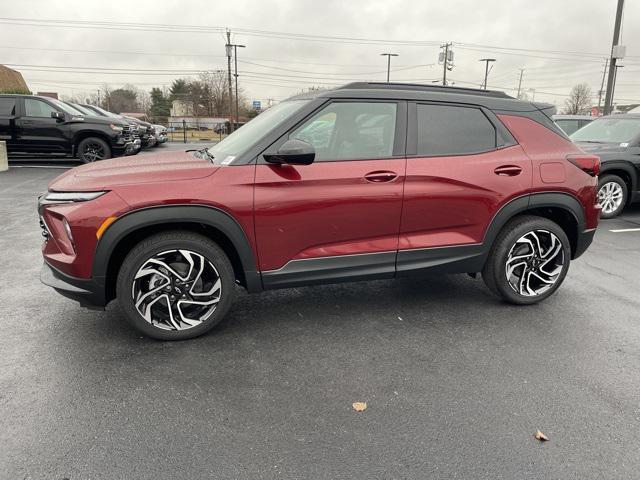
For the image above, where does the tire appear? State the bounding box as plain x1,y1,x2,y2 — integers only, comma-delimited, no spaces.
116,231,235,340
77,137,111,163
597,174,627,219
482,215,571,305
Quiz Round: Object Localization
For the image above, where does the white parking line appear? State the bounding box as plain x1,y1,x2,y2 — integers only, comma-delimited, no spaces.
609,228,640,233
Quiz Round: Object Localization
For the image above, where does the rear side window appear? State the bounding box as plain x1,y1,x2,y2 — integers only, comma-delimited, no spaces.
416,104,496,156
0,98,16,116
25,99,58,118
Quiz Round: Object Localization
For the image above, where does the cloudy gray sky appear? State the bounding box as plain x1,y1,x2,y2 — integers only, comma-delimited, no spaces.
1,0,638,109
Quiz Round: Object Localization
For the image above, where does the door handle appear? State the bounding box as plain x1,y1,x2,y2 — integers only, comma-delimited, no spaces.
494,165,522,176
364,171,398,183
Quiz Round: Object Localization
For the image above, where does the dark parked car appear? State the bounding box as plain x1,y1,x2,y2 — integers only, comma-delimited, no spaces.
39,82,600,340
80,104,156,149
553,114,594,136
64,102,141,155
0,94,138,162
570,113,640,218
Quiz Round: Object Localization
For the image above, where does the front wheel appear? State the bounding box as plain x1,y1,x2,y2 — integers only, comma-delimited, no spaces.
77,137,111,163
597,174,627,219
116,231,235,340
482,215,571,305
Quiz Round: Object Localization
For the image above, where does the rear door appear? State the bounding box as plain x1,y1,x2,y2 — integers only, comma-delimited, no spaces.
397,102,532,275
15,98,67,153
255,100,407,288
0,97,17,147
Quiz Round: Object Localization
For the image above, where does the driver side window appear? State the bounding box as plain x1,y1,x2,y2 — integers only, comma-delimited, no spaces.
24,99,57,118
290,102,397,161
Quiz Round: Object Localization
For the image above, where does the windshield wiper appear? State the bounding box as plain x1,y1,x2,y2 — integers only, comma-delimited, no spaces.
186,148,215,162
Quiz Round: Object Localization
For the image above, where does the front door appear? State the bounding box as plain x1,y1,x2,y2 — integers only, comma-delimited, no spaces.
16,98,67,153
255,100,407,288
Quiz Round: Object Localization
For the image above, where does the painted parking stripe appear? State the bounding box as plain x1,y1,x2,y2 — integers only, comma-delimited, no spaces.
609,228,640,233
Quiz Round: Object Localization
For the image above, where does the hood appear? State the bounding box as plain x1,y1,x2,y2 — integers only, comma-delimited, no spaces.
49,150,219,191
67,115,128,128
575,142,628,154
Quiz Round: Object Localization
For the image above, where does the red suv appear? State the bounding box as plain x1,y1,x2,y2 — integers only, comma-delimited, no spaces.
39,83,600,340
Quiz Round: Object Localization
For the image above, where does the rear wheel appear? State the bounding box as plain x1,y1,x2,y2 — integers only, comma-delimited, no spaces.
597,174,627,219
116,231,235,340
77,137,111,163
482,215,571,305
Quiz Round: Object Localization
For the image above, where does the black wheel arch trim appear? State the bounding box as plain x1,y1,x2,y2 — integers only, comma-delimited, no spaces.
92,204,262,294
599,161,637,194
483,192,586,258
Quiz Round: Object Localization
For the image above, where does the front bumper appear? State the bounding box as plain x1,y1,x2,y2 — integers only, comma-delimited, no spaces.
41,262,106,310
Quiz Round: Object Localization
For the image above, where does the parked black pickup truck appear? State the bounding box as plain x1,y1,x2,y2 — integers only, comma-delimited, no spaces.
0,94,138,162
80,104,156,149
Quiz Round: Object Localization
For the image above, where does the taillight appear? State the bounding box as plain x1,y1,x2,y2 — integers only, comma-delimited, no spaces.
566,154,600,177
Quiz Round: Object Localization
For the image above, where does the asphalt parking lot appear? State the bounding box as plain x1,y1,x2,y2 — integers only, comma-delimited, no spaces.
1,149,639,479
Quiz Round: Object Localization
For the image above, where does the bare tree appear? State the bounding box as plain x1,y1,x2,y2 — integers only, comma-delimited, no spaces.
563,83,593,115
199,71,231,116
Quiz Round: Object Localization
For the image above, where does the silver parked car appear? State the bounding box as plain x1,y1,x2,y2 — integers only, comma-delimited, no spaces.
553,114,594,136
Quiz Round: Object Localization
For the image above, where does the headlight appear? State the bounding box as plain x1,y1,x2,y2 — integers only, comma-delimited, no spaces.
40,191,107,205
110,124,124,132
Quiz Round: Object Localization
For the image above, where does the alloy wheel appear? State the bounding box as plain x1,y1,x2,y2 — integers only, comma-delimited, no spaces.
82,142,106,162
505,230,565,297
598,181,624,215
131,249,222,331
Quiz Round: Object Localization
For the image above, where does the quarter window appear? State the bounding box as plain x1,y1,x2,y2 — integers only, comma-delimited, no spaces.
0,98,16,116
416,104,496,156
291,102,397,161
25,99,58,118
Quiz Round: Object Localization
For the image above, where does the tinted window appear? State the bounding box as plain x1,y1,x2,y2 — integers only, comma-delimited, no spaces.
25,99,58,118
0,98,16,116
291,102,397,161
416,104,496,156
555,119,581,136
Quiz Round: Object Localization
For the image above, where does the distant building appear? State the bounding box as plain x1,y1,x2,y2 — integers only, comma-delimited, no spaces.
37,92,59,99
0,65,29,92
170,99,193,117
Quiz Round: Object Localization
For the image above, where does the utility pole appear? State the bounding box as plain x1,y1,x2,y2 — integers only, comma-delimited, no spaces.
611,64,624,112
516,68,524,99
597,58,609,111
479,58,496,90
380,53,398,83
230,43,246,128
439,43,453,86
603,0,625,115
97,89,101,106
225,30,234,133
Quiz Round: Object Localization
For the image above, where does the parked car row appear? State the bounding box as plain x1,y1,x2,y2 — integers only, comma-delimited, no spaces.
0,93,169,163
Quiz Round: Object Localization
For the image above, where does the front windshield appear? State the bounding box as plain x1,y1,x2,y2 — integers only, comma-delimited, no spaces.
48,98,85,116
69,103,95,116
207,99,310,164
89,105,121,118
570,117,640,144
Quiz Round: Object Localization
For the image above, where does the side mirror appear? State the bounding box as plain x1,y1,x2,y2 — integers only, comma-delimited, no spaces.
51,111,65,122
264,139,315,165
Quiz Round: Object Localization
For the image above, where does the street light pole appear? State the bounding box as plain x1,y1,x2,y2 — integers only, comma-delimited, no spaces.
479,58,496,90
225,30,234,133
380,53,398,83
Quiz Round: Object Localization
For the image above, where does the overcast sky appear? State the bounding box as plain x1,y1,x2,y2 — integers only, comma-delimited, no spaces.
1,0,638,109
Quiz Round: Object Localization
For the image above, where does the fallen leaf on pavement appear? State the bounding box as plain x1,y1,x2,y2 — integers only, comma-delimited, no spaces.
352,402,367,412
535,430,548,441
